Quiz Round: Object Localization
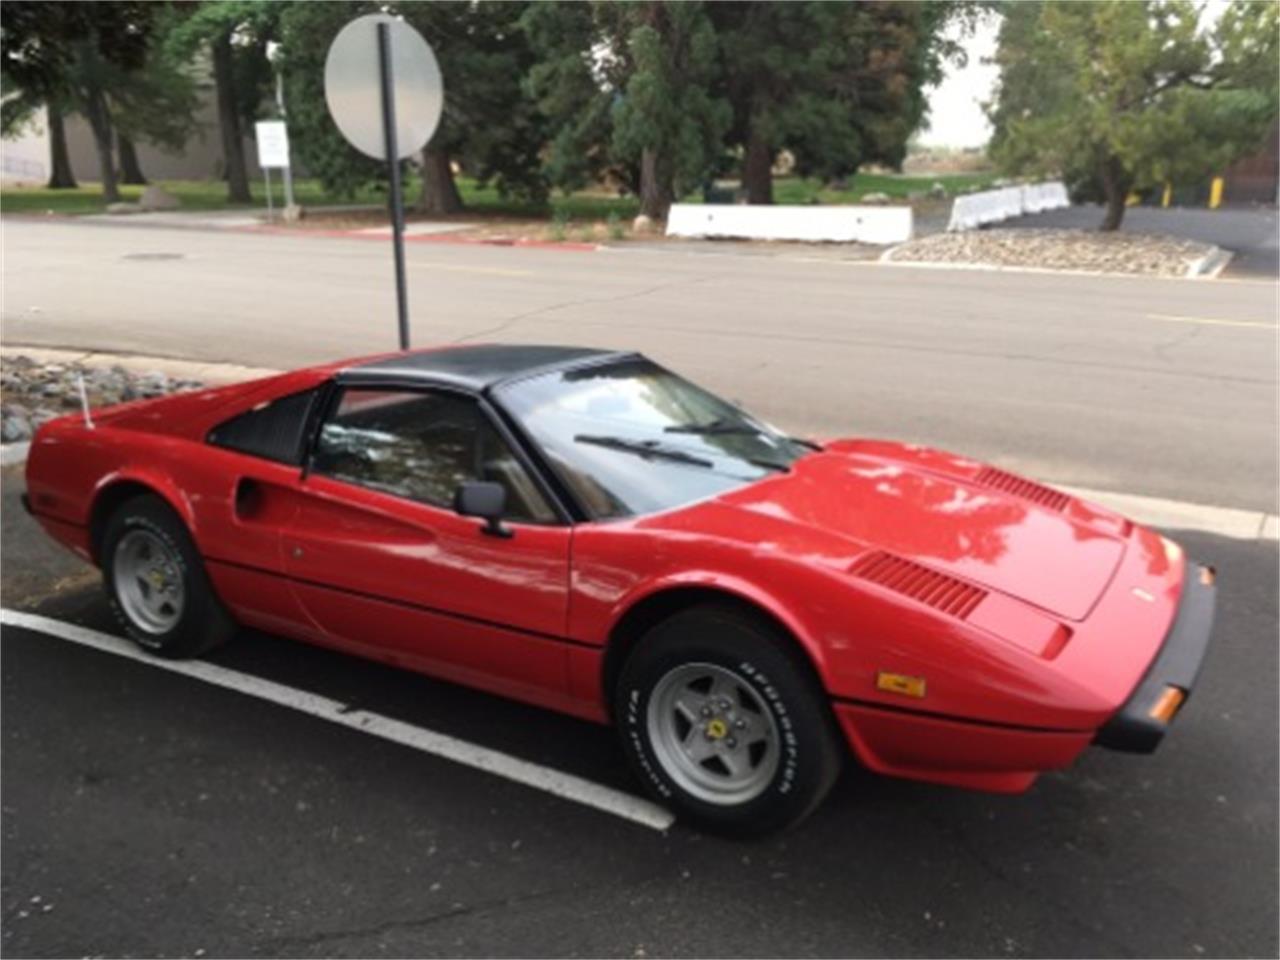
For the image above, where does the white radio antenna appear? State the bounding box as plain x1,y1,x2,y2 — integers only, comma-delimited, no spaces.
76,372,95,430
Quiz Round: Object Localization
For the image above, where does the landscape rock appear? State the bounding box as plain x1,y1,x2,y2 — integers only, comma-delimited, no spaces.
2,409,32,443
139,185,181,211
105,202,143,215
886,228,1217,278
860,192,892,204
0,355,205,444
632,214,657,234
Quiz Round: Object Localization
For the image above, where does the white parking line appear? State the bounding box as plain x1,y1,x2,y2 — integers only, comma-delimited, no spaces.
0,608,674,833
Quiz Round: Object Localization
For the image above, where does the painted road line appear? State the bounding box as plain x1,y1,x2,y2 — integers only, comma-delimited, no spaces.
1145,313,1276,330
1065,485,1278,542
0,608,675,833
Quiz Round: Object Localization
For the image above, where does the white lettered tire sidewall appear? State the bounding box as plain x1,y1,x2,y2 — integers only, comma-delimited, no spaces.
616,605,842,837
102,494,235,659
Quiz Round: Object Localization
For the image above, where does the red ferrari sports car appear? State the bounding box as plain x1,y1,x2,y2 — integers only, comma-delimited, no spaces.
24,345,1216,834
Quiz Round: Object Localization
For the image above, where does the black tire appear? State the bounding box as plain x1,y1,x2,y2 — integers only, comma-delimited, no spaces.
616,604,843,837
101,494,236,658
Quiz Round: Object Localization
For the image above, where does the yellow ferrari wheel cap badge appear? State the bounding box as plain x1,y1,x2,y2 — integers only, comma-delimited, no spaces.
705,717,728,740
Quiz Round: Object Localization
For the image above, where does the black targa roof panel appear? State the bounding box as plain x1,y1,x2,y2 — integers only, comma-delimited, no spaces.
340,344,635,392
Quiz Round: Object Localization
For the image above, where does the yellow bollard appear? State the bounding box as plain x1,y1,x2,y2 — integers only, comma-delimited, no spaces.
1209,176,1224,209
1162,182,1172,208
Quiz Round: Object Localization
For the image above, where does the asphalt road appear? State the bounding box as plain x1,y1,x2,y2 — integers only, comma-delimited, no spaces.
2,217,1278,957
1,465,1276,959
2,218,1277,511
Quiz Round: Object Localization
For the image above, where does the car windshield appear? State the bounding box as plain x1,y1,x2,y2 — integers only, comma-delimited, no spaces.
495,358,814,519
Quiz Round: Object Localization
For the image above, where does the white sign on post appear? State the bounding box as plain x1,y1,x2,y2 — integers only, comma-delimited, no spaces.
254,121,291,168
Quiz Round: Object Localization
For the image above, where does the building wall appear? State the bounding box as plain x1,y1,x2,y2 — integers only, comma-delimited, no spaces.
2,90,271,187
1224,120,1279,206
62,90,267,182
0,110,51,185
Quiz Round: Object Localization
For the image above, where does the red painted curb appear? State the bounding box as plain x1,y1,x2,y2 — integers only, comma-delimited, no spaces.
239,223,599,252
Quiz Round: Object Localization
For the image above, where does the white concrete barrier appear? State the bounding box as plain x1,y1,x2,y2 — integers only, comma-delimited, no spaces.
947,181,1069,231
666,204,913,245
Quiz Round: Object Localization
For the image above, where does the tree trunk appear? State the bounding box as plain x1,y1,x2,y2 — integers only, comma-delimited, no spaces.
45,102,77,189
638,147,674,220
81,85,120,203
1099,155,1129,231
212,30,251,204
417,147,464,215
743,125,774,204
118,135,147,185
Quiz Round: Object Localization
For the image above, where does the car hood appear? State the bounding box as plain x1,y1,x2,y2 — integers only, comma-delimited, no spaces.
712,439,1128,621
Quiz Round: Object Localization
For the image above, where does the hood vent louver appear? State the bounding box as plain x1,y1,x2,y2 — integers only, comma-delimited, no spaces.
973,466,1072,512
850,551,987,620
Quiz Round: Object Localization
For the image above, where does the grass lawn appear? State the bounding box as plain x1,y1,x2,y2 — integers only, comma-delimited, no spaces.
0,178,392,216
772,171,998,204
0,171,996,219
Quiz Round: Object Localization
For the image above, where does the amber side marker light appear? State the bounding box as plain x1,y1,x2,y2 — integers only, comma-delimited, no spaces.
1199,566,1216,586
1149,686,1186,724
876,672,926,699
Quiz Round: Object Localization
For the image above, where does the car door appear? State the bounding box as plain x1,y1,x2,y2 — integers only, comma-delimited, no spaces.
281,384,575,705
197,384,327,640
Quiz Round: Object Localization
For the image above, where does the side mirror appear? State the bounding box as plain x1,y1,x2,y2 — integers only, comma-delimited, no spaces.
454,481,511,538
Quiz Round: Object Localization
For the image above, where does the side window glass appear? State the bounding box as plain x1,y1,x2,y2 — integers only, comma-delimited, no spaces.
312,389,556,523
208,387,320,465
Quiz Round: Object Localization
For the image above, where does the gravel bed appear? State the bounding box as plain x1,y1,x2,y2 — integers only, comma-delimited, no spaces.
1,355,203,443
885,228,1218,277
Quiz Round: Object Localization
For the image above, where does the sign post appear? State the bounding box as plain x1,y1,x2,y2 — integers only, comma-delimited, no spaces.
324,14,443,350
376,22,409,352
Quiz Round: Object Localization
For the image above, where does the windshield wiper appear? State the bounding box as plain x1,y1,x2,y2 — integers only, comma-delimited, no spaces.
664,417,761,436
748,458,790,473
575,434,714,468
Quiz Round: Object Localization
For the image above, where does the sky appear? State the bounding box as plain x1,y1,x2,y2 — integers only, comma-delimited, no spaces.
918,12,1000,149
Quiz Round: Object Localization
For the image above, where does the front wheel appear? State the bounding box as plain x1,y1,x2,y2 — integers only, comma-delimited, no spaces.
616,604,843,836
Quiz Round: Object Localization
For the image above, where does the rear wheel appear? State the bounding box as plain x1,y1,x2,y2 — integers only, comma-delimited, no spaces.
102,494,235,658
616,604,843,836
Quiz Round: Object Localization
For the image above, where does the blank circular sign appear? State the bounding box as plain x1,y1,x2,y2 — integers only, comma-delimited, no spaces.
324,14,443,161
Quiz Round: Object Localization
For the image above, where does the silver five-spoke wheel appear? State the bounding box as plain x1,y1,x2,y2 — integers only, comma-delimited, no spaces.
112,529,185,636
647,662,780,805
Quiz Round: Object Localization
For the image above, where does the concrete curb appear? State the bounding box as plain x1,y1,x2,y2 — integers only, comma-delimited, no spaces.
0,344,280,387
1,442,31,467
1063,484,1278,543
1187,246,1234,279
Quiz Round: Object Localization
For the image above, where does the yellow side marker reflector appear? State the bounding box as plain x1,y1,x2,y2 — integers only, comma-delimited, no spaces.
876,672,926,699
1199,566,1216,586
1149,686,1185,724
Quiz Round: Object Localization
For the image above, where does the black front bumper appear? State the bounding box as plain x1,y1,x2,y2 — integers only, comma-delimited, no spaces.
1094,563,1217,754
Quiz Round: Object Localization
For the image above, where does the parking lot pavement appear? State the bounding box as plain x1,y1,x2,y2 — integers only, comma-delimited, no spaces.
2,466,1277,959
1005,205,1280,279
